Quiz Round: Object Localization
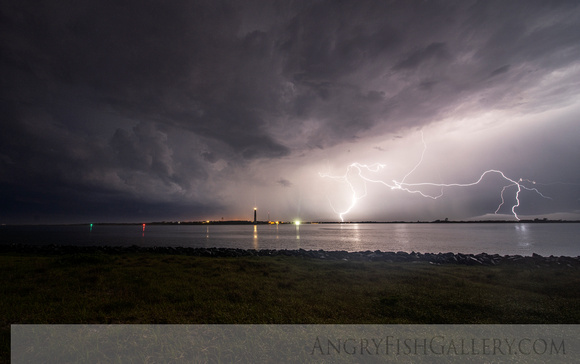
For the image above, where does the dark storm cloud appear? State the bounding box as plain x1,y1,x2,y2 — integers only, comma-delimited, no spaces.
392,42,450,71
277,179,292,188
1,0,579,222
489,65,510,78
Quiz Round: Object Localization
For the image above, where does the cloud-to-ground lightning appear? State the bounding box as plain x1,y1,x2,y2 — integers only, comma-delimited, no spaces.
320,133,552,221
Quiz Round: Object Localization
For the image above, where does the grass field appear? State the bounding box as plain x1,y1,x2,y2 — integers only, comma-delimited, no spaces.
2,251,580,362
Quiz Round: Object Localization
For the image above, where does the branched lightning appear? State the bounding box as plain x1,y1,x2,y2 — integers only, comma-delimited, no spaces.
320,132,552,221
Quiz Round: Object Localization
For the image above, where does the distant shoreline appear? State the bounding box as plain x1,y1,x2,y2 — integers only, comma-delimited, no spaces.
2,219,580,227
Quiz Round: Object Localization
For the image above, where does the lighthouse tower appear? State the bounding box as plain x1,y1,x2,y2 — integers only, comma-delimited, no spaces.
253,207,257,224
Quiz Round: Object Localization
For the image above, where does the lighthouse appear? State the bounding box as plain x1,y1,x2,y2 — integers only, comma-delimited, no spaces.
253,207,257,224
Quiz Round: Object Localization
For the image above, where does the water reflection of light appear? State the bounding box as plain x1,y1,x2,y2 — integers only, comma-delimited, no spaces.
253,225,259,249
515,223,532,248
393,224,410,248
206,226,209,239
352,224,360,240
351,223,362,251
295,224,300,240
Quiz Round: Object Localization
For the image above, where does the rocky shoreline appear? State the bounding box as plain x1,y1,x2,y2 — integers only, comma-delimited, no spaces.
2,243,580,267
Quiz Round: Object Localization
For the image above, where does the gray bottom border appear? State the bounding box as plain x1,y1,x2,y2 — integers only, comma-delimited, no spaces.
12,324,579,363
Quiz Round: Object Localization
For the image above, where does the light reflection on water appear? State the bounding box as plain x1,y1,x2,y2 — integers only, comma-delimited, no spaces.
515,223,531,248
253,225,258,250
1,223,579,256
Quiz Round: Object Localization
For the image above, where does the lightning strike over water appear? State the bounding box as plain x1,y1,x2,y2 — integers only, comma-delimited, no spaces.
320,133,552,222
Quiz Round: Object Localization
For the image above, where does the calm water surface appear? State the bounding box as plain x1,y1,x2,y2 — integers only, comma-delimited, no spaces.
1,223,579,256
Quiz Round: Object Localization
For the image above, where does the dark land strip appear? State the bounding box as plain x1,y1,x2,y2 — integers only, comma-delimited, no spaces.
2,244,580,362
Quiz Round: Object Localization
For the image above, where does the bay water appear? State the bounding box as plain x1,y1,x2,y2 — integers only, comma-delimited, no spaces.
1,223,579,257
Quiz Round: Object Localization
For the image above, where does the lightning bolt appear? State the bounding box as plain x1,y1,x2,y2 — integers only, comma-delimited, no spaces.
320,132,552,222
321,162,385,221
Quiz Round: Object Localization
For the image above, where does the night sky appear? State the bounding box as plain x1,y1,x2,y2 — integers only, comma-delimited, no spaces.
2,0,580,224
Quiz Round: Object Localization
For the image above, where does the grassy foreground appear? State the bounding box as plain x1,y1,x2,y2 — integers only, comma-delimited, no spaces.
2,251,580,361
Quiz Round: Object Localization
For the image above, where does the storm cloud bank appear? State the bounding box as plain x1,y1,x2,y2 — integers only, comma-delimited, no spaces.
1,0,579,223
